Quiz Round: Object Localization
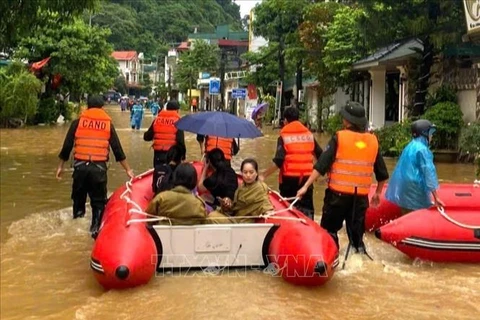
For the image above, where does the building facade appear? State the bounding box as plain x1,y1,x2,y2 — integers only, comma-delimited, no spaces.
111,51,139,85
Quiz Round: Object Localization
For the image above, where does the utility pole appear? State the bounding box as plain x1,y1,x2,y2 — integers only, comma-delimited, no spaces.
278,36,286,120
168,68,172,99
220,47,227,110
189,67,193,111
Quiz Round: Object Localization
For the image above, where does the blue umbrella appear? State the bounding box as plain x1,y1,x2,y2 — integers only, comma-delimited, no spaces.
175,111,263,138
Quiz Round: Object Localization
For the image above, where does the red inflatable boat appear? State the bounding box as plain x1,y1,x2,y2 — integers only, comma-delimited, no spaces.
91,162,338,290
365,183,480,231
374,183,480,263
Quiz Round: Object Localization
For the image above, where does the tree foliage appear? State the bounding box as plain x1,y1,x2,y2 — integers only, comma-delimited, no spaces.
242,43,295,92
0,0,98,53
252,0,308,42
16,18,119,100
298,1,343,96
0,63,42,125
175,40,219,93
90,0,242,60
322,5,369,87
357,0,467,115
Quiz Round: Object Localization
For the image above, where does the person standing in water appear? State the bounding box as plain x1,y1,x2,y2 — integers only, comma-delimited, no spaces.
130,99,144,130
297,101,388,254
385,119,444,214
259,107,323,220
56,95,134,239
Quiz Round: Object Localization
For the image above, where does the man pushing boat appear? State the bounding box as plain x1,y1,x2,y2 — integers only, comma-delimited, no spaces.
297,101,389,256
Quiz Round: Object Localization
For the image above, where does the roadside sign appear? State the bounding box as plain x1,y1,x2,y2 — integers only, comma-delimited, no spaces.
232,88,247,99
209,79,220,95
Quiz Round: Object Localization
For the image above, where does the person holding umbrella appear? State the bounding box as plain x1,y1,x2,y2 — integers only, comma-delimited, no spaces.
144,100,186,194
296,101,389,255
259,107,323,220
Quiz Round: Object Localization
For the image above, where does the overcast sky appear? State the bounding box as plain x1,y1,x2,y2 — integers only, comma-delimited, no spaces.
235,0,262,17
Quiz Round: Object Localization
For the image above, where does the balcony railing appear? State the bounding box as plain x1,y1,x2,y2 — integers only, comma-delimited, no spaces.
444,68,478,90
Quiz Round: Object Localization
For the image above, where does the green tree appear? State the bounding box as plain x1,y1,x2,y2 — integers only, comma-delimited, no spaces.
0,63,42,125
299,1,343,97
90,0,242,60
322,5,369,87
16,18,119,101
175,40,219,95
252,0,310,112
242,43,294,93
358,0,466,116
114,75,127,95
0,0,98,53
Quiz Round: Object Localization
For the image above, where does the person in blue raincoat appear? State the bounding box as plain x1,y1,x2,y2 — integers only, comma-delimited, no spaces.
150,101,160,117
130,100,144,130
385,119,445,214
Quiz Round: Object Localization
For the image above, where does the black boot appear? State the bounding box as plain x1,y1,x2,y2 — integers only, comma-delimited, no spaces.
73,210,85,219
90,209,103,240
328,232,340,249
355,243,374,261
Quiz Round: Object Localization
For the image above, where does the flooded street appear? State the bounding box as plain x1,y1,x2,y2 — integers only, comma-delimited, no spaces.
1,105,479,320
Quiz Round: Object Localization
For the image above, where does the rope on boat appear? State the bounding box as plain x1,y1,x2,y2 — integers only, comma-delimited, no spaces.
437,207,480,229
119,171,308,226
125,214,307,224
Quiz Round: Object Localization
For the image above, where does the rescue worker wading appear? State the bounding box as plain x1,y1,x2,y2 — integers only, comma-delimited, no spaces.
297,101,389,254
260,107,323,219
56,95,134,239
144,100,185,194
197,134,239,163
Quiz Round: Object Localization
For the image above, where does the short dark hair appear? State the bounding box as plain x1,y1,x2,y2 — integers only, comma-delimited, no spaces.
283,107,299,122
206,148,228,171
166,100,180,110
167,144,186,164
172,163,197,190
87,95,104,108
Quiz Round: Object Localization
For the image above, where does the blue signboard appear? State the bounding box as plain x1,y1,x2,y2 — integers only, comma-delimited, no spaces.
209,79,220,95
232,88,247,99
201,72,210,79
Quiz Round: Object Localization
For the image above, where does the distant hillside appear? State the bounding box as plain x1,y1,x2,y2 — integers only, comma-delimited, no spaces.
91,0,242,59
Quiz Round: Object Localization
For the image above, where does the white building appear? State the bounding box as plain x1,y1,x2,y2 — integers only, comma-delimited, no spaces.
111,51,139,85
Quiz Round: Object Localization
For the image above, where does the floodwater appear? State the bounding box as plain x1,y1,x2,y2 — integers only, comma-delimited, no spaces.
1,105,479,320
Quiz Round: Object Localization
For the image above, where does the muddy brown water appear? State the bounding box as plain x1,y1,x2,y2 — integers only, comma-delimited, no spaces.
1,105,479,319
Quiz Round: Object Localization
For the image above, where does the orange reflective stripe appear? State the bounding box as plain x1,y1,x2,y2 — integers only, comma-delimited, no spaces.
330,169,372,177
280,121,314,179
153,110,180,151
74,108,111,161
335,159,374,166
328,179,372,189
328,130,378,195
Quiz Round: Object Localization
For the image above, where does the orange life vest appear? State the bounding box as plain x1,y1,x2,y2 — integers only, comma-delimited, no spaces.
328,129,379,196
205,136,234,160
153,110,180,151
74,108,111,162
280,121,315,179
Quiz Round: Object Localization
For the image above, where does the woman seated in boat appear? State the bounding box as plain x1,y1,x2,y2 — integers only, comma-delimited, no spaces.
208,158,273,224
197,148,238,210
146,163,209,225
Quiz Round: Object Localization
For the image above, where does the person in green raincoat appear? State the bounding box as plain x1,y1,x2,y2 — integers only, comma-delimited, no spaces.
146,163,209,225
208,158,273,224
